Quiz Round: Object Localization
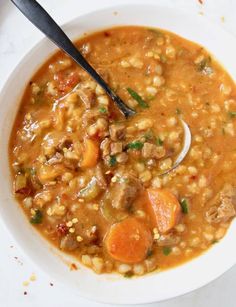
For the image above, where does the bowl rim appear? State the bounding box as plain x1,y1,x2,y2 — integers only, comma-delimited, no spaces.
1,3,236,305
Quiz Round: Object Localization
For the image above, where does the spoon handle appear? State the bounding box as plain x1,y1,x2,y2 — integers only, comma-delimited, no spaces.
11,0,135,118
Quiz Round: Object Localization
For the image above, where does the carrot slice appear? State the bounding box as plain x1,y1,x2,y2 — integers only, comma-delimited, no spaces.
80,138,99,168
147,188,182,234
105,217,152,264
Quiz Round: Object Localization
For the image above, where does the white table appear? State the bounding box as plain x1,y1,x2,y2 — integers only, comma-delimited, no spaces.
0,0,236,306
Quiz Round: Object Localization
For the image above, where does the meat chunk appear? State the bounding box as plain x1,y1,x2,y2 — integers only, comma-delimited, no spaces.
77,87,95,109
87,117,108,138
100,138,111,157
82,110,100,126
142,142,166,159
47,152,64,165
60,234,79,251
116,152,128,164
110,174,141,209
206,184,236,223
109,124,126,141
95,163,107,189
110,142,123,155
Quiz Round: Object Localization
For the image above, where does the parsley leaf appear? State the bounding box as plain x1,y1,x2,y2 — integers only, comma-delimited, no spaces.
196,56,213,75
127,88,149,108
228,111,236,118
163,247,172,256
124,271,133,278
180,198,189,214
176,108,181,115
146,248,153,258
126,141,144,150
109,155,117,167
148,28,164,37
156,137,164,146
99,107,107,114
143,129,154,141
30,209,43,224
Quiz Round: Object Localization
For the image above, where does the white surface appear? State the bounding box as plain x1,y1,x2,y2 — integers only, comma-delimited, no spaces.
1,0,236,306
3,3,236,305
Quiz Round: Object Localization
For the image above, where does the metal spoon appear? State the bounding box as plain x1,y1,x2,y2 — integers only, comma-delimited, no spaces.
159,119,191,176
11,0,191,169
10,0,135,118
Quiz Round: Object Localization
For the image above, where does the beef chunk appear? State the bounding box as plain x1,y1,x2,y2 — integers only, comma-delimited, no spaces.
47,152,64,165
100,138,111,157
206,184,236,223
109,124,126,141
142,142,166,159
95,163,107,189
60,234,78,251
110,174,141,210
116,152,128,164
110,142,123,155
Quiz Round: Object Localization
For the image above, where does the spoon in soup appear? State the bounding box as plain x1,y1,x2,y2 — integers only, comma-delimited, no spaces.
11,0,135,118
11,0,191,174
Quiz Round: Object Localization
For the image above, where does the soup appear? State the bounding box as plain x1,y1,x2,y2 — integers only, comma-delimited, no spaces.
9,26,236,276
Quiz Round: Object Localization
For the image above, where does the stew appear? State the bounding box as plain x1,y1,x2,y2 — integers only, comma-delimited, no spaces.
9,26,236,276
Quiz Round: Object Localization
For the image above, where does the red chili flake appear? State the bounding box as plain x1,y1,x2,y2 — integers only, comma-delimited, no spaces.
104,31,111,37
15,187,32,196
190,175,197,180
24,291,27,296
70,263,78,271
56,223,68,236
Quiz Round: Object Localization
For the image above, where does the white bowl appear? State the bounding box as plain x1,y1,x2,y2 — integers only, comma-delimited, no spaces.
1,4,236,305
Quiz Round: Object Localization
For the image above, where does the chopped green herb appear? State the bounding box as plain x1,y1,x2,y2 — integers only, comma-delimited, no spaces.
144,129,154,141
127,203,134,213
176,108,181,115
146,95,156,101
146,248,153,258
124,271,134,278
30,168,36,176
212,239,218,244
109,155,117,167
180,198,189,214
99,107,107,114
30,209,43,224
228,111,236,118
148,28,163,36
156,137,164,146
196,57,213,75
160,54,167,63
126,141,144,150
127,88,149,108
163,247,172,256
24,167,36,176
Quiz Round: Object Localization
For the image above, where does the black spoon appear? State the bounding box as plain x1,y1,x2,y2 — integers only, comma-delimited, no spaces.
11,0,192,174
11,0,136,118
